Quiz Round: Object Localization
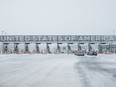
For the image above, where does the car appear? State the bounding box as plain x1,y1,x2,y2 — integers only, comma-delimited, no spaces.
74,51,85,56
87,51,97,56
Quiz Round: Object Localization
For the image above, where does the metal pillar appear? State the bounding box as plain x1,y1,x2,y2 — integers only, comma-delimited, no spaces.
25,43,30,53
88,43,92,52
67,44,71,51
36,43,40,53
14,43,19,53
67,43,73,53
46,43,51,53
57,43,62,53
78,43,82,51
3,43,9,54
98,44,103,53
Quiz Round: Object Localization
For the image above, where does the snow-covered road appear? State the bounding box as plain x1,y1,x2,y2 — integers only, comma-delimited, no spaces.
0,54,116,87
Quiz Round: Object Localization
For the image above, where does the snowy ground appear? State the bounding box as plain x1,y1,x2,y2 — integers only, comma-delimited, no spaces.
0,54,116,87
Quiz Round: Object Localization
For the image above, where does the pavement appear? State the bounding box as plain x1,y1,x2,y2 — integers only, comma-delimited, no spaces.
0,54,116,87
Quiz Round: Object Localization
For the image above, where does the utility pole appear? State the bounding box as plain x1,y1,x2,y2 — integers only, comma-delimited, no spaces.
113,29,115,35
1,30,4,54
1,30,7,54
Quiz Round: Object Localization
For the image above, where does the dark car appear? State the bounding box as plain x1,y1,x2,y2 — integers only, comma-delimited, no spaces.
87,51,97,56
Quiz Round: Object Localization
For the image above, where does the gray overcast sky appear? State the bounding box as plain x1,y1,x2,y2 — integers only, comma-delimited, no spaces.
0,0,116,35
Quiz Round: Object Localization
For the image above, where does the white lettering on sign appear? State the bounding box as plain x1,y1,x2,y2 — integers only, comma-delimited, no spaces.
0,35,115,42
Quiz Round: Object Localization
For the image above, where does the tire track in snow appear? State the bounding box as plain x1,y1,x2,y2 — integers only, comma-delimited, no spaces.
75,61,92,87
16,58,65,87
75,55,116,87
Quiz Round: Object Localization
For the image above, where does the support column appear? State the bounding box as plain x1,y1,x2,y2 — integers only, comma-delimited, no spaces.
25,43,30,53
67,43,73,53
46,43,51,53
98,43,103,53
88,43,92,52
78,43,81,51
36,43,40,53
14,43,19,53
57,43,62,53
3,43,9,54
